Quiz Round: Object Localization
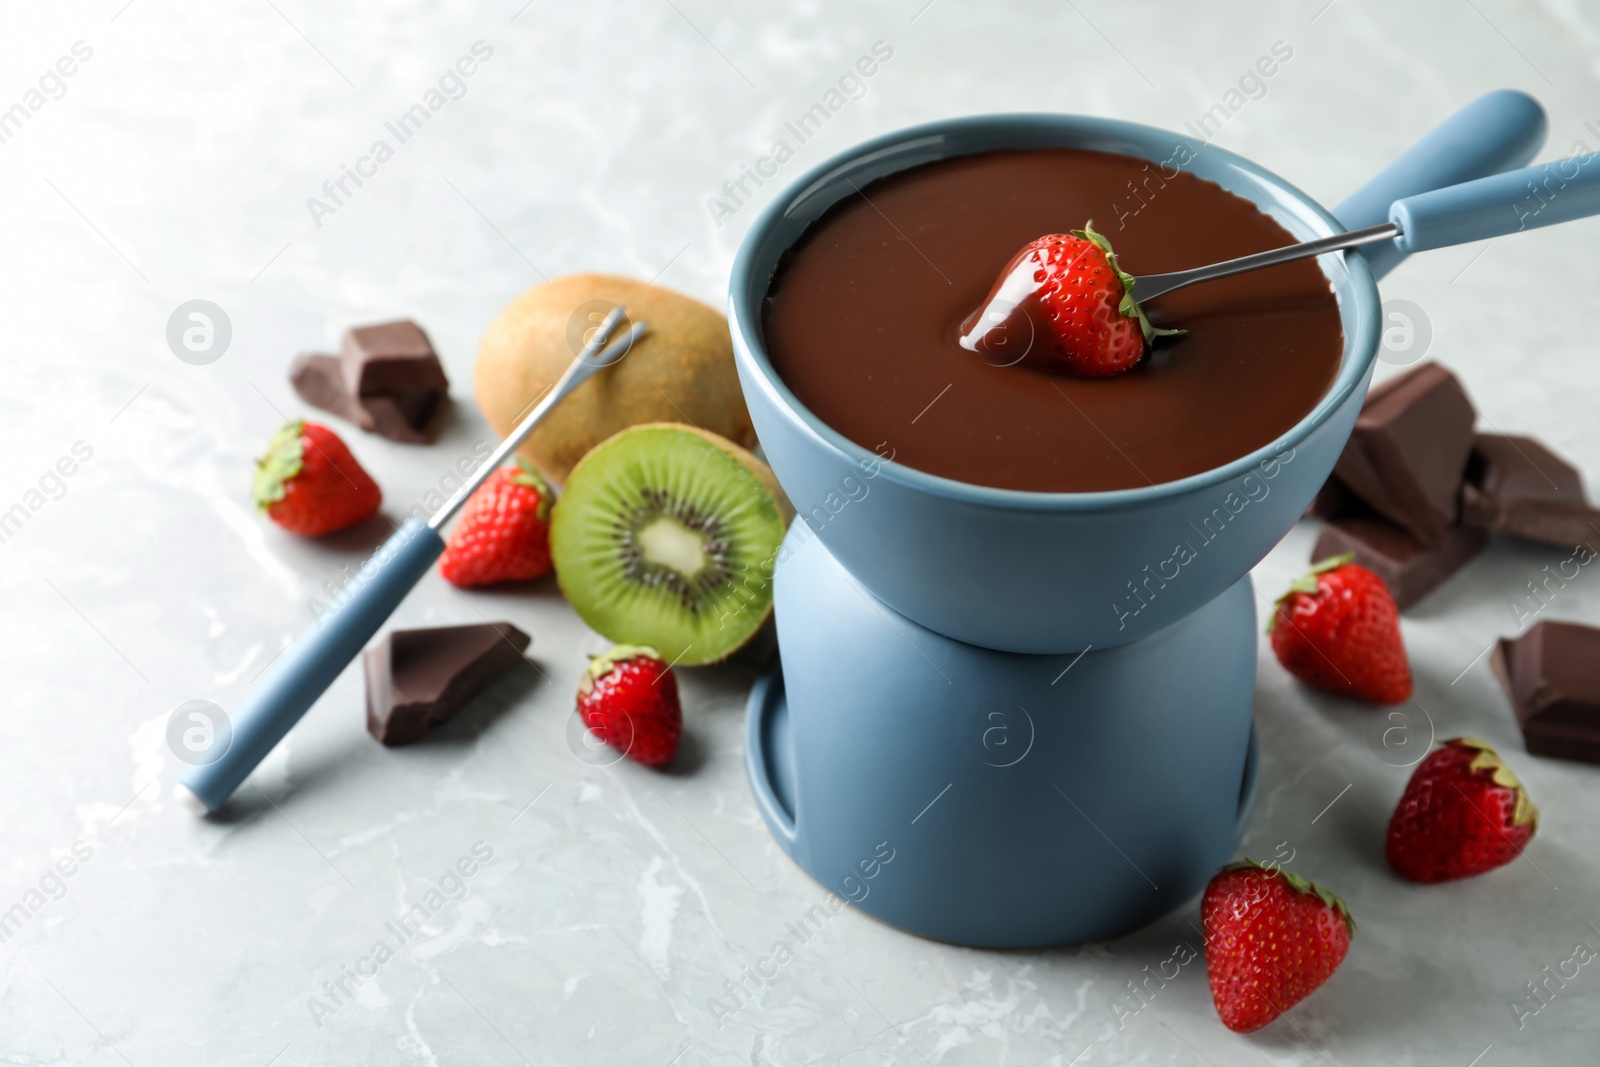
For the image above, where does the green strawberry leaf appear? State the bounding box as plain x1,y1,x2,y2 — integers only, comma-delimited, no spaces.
252,421,306,509
1071,220,1186,345
583,644,665,691
1221,857,1356,936
511,458,555,521
1453,737,1540,828
1266,552,1356,633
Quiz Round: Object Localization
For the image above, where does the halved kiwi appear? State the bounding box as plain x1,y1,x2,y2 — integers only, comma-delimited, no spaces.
550,423,793,666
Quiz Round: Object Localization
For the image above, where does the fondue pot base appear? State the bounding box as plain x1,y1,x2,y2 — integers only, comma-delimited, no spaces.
744,530,1259,949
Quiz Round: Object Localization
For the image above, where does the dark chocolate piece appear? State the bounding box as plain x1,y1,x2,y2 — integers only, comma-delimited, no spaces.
341,320,449,397
290,320,449,443
1305,474,1370,521
1462,433,1600,548
359,392,447,445
1312,516,1486,610
341,320,449,442
290,352,366,425
1333,362,1476,548
1492,620,1600,765
364,622,530,746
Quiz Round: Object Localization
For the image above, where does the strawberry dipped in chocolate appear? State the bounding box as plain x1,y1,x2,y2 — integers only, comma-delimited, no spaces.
958,221,1180,377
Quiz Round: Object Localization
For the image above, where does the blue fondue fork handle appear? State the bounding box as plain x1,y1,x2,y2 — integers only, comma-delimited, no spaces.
1334,89,1546,280
176,313,647,816
178,518,445,813
1391,152,1600,252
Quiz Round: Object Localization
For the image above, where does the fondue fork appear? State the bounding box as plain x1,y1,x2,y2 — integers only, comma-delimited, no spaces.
1133,150,1600,302
177,307,647,814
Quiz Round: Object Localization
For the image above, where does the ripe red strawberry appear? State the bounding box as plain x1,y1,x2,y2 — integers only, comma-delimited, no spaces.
1386,737,1539,883
961,220,1179,376
1202,860,1355,1033
438,460,555,588
576,645,682,768
1269,553,1413,704
253,420,381,536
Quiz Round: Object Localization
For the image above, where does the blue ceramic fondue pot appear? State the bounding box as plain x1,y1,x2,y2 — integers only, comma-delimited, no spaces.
728,94,1546,654
734,93,1547,948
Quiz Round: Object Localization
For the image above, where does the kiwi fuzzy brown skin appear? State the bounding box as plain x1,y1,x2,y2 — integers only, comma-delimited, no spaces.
553,423,793,665
474,274,757,484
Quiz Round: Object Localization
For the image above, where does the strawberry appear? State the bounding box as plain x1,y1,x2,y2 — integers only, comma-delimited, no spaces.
576,645,681,768
960,220,1179,376
1202,860,1355,1033
1386,737,1538,883
253,420,381,536
438,460,555,588
1269,553,1412,704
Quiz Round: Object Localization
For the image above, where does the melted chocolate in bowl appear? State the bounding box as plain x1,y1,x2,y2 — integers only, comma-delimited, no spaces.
763,147,1344,493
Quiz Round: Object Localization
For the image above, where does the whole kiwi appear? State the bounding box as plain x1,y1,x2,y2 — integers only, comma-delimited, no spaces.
474,274,757,484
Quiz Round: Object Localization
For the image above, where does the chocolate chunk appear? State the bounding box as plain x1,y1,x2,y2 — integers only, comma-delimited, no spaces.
1462,433,1600,548
1334,362,1476,547
358,392,445,445
292,352,440,444
364,622,530,746
290,352,366,425
1312,516,1486,610
341,320,449,442
1305,474,1369,521
341,320,449,398
1492,620,1600,765
290,320,450,443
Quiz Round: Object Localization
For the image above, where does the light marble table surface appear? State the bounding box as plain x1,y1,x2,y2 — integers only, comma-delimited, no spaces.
3,1,1600,1063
